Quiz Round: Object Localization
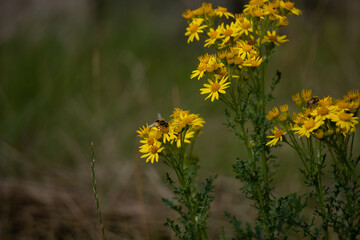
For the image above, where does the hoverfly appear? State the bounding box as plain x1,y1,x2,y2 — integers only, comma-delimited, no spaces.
306,96,320,108
149,113,169,128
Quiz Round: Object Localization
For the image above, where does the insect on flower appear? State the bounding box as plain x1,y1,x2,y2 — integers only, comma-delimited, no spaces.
306,96,320,108
149,113,169,128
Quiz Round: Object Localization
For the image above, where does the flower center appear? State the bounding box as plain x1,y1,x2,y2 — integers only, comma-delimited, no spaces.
274,130,284,138
150,145,159,154
185,115,196,124
285,2,294,9
250,0,264,6
269,35,278,42
243,44,252,52
254,9,263,17
189,24,199,33
338,101,350,109
241,21,250,29
211,82,221,92
339,112,352,121
224,28,233,36
218,7,227,12
210,31,218,39
147,137,155,145
317,107,329,116
304,119,315,130
198,63,207,71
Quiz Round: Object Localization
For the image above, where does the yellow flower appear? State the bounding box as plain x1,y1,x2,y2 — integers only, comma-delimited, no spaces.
263,2,280,19
263,30,288,46
292,117,324,138
314,129,324,139
136,124,149,138
330,110,358,134
182,9,193,20
244,0,267,13
170,108,206,133
204,28,220,47
347,89,359,100
191,62,207,80
185,19,207,43
215,6,234,19
201,2,214,16
278,16,289,26
218,50,227,59
318,96,333,107
292,93,303,106
200,76,231,101
140,140,164,164
311,106,333,121
237,17,253,36
335,100,350,110
280,104,288,112
198,53,211,64
236,40,256,59
280,0,302,15
139,137,156,152
249,6,265,19
192,117,206,130
266,127,286,147
266,107,280,121
219,22,241,46
149,126,163,140
206,55,223,73
174,130,195,148
301,89,312,101
244,56,263,67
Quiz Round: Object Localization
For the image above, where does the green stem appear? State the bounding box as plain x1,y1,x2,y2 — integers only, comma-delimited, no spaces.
316,175,329,240
315,141,329,240
91,143,107,240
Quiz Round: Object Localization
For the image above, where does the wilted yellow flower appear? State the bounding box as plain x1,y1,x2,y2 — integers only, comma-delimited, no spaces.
314,129,324,139
182,9,193,20
266,107,280,121
301,89,312,102
292,93,303,106
347,89,359,100
280,104,289,112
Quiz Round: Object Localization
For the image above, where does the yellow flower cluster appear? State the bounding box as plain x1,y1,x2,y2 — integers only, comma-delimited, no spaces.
266,89,360,146
183,1,301,102
137,109,205,163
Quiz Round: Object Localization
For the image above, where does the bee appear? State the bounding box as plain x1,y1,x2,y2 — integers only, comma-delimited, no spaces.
149,113,169,128
306,96,320,108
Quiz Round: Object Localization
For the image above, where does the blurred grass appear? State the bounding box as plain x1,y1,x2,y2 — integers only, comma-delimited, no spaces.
0,0,359,239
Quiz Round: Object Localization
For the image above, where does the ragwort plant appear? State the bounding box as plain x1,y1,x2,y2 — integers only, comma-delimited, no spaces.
136,109,216,239
183,1,313,239
129,1,360,239
267,89,360,239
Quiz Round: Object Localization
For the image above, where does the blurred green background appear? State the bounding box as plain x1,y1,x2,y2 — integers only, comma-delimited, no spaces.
0,0,359,239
